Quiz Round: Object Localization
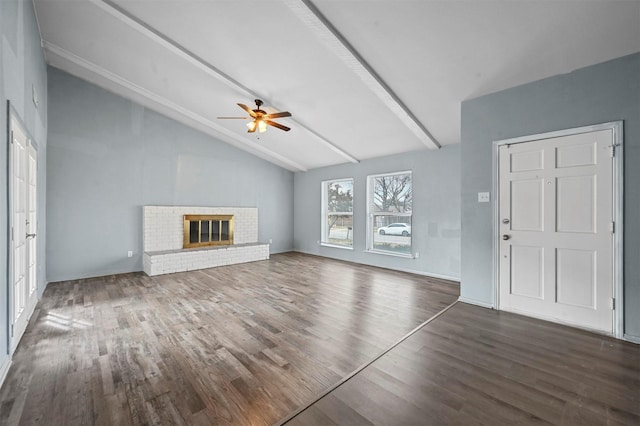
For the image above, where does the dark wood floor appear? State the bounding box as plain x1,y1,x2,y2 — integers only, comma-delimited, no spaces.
286,302,640,426
0,252,458,425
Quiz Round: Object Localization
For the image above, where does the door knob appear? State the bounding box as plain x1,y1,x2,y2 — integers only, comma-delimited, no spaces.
502,218,510,224
502,234,510,240
26,233,36,239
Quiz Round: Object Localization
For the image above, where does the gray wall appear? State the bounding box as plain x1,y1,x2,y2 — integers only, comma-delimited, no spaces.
1,0,48,370
461,53,640,339
47,67,293,282
293,145,461,279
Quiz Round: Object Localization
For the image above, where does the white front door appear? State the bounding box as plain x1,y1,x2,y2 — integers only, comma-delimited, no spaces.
499,129,614,333
9,116,38,353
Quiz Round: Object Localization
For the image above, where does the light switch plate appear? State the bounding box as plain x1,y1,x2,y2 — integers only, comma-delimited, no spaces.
478,192,490,203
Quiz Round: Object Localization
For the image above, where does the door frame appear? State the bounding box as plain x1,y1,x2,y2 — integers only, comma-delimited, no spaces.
6,100,40,354
491,121,624,339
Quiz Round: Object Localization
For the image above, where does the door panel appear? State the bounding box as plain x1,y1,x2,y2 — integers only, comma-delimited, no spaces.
510,245,543,299
556,142,596,168
556,175,595,233
556,248,595,308
499,129,613,333
511,179,543,231
511,149,544,172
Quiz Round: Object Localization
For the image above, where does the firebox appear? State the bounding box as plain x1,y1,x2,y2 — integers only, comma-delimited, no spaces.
183,215,234,248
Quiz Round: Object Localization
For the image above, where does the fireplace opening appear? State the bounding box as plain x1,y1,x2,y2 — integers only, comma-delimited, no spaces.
183,215,234,248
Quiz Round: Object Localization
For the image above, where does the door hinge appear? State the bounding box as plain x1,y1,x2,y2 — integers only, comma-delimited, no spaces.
609,145,616,157
609,222,615,233
11,227,13,241
10,324,13,337
611,298,615,310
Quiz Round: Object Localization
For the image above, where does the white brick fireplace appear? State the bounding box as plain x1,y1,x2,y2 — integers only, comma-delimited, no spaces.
143,206,269,276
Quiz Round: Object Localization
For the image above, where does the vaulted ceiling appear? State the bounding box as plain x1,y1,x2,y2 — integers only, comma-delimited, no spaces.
34,0,640,171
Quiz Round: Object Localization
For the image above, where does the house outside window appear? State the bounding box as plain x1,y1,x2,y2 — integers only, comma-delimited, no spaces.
367,171,412,256
321,178,354,249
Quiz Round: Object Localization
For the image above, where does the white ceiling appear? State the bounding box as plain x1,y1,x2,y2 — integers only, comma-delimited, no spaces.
34,0,640,172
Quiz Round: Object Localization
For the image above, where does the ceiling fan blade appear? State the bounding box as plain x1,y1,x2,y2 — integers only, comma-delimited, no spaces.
237,103,257,118
217,116,249,119
265,111,291,119
265,120,291,132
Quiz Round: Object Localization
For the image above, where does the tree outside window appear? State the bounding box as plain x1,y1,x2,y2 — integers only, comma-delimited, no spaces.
368,172,412,255
321,179,353,248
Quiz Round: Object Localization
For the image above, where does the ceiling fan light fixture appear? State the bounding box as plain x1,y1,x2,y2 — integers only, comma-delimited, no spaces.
223,99,292,133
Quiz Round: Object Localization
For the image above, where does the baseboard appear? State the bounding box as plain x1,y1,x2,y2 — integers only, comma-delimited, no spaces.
623,334,640,344
291,250,460,283
458,296,495,309
0,356,11,389
394,267,459,282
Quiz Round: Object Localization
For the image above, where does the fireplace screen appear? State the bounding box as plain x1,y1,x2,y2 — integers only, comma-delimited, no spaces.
183,215,234,248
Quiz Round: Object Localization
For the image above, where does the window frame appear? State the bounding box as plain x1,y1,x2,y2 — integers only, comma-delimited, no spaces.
366,170,413,258
320,177,354,250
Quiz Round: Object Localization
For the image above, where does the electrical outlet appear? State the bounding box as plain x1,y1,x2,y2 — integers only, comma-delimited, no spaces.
414,252,420,259
478,192,490,203
269,238,273,244
127,251,133,258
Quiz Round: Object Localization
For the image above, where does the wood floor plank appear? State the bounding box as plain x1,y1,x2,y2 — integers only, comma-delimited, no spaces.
287,394,374,426
287,302,640,426
0,252,458,425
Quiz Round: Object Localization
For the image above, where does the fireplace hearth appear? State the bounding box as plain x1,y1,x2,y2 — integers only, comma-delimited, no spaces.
143,206,269,276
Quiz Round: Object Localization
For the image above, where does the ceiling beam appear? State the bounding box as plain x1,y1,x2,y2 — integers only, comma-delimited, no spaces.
284,0,441,150
43,41,309,172
88,0,360,165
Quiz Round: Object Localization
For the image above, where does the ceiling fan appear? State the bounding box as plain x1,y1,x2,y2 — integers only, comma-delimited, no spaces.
218,99,292,133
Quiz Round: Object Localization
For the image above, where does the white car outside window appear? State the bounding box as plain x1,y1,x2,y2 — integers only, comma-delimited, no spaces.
378,223,411,236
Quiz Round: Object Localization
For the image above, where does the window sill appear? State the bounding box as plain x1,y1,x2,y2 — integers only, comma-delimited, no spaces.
365,249,413,259
321,242,354,251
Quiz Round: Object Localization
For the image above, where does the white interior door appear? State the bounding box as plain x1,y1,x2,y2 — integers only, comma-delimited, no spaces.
9,116,38,353
499,129,614,333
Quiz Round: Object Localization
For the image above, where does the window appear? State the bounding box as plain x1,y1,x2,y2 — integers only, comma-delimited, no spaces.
321,178,354,248
367,171,412,256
